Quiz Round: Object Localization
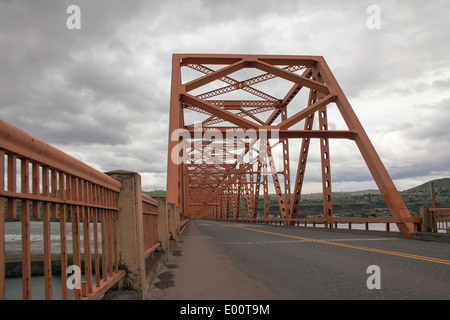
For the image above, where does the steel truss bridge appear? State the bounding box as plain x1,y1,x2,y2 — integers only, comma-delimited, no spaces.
166,54,419,236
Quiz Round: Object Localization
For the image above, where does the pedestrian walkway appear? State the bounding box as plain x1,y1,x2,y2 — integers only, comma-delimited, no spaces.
146,220,279,300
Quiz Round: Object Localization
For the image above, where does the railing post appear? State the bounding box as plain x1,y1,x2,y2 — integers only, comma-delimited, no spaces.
420,206,432,232
175,205,181,240
105,170,147,299
152,196,170,255
167,203,180,243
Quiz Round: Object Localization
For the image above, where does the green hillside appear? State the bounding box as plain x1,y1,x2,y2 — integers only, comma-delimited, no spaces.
143,190,166,197
142,178,450,218
263,178,449,218
404,178,450,193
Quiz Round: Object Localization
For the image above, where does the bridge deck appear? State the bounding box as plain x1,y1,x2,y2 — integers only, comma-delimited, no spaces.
146,220,450,300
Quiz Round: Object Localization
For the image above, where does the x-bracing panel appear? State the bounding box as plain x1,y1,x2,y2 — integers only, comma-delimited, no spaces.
166,54,416,234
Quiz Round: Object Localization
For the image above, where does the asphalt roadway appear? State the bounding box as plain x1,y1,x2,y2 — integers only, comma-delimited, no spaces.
147,220,450,300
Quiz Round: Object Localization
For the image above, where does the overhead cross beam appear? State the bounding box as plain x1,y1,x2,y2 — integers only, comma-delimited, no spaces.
166,54,416,234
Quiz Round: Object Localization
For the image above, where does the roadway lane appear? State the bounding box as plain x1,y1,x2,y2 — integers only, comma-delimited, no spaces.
195,220,450,300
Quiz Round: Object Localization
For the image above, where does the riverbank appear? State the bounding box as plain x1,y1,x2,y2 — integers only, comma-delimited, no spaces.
4,253,103,277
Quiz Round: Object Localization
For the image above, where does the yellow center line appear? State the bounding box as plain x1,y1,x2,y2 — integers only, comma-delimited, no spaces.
182,236,213,239
211,222,450,266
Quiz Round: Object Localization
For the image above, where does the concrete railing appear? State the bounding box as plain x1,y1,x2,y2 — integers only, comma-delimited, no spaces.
0,119,186,300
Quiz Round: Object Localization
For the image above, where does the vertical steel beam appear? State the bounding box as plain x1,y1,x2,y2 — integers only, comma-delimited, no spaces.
316,69,333,227
318,105,333,227
166,55,182,206
280,106,292,224
253,160,262,221
263,173,269,223
266,142,287,221
290,89,316,219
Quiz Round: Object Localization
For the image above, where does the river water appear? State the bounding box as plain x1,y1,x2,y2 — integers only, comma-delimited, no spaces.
4,275,74,300
4,220,102,255
4,221,101,300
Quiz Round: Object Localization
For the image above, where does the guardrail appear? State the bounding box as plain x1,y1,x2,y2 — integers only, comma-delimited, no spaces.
142,194,159,259
0,119,124,300
211,216,422,234
1,119,188,300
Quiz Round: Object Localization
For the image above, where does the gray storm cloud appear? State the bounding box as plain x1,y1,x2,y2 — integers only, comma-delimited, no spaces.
1,0,449,192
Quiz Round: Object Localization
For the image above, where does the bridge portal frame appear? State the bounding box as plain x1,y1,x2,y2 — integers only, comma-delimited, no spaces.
166,54,417,234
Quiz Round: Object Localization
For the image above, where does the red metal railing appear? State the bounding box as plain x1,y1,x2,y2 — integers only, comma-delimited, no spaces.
180,213,190,234
212,216,422,233
428,208,450,233
0,119,125,300
142,194,159,258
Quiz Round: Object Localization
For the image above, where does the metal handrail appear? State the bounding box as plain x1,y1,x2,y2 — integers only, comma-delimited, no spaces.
0,119,124,300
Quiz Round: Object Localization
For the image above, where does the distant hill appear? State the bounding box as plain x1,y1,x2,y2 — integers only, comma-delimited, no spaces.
143,190,166,197
404,178,450,193
141,178,450,217
142,178,450,197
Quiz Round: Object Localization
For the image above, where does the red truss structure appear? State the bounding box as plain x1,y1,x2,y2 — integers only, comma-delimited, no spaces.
166,54,417,234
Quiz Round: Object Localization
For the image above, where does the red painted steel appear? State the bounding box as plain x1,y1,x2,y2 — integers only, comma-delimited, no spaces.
428,208,450,233
166,54,418,234
0,119,125,300
142,194,159,258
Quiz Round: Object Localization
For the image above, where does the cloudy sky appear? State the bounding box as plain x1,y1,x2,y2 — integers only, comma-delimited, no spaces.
1,0,449,194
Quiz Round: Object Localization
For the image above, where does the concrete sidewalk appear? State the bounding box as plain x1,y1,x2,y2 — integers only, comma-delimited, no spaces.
146,220,279,300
